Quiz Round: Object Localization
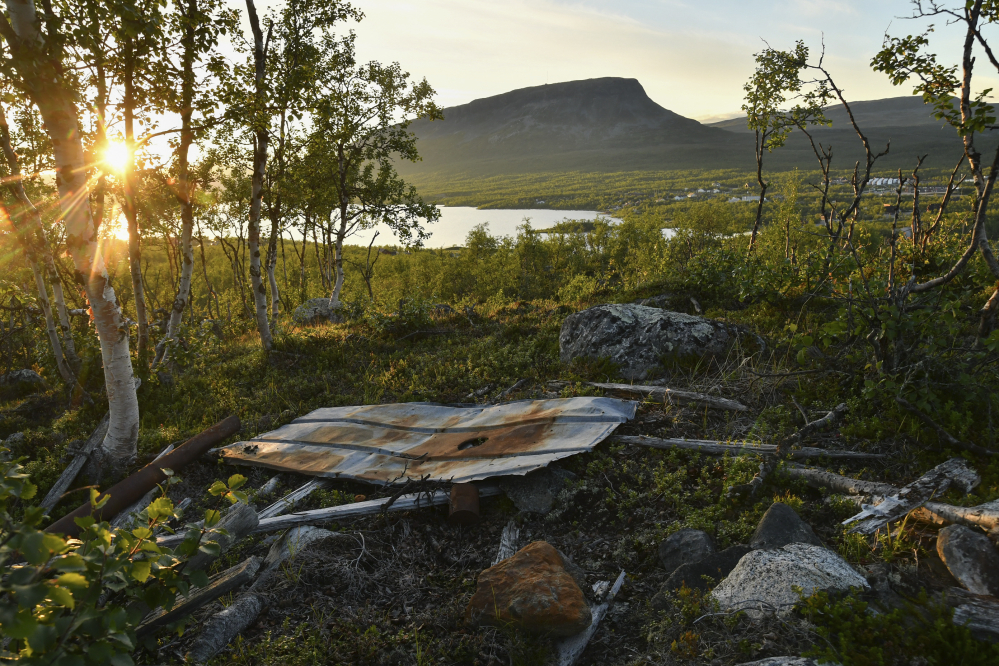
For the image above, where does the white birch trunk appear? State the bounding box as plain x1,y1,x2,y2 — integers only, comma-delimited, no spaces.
246,0,272,350
4,0,139,467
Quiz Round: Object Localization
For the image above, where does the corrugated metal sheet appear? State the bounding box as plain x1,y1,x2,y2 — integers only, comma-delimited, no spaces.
220,398,636,485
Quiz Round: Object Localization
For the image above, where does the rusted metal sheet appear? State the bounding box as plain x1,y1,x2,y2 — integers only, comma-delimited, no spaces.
220,398,636,485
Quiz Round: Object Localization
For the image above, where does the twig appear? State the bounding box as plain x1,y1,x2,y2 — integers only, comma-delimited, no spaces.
896,396,999,457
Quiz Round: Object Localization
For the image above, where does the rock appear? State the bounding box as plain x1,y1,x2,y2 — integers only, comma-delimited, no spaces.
711,543,869,618
499,467,575,515
465,541,592,637
0,369,45,398
936,524,999,596
558,304,763,380
292,298,344,325
663,544,751,592
750,502,823,550
658,528,715,574
952,596,999,643
737,658,830,666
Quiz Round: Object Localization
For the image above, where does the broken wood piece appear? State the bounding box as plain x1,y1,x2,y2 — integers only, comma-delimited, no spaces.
39,414,109,513
250,485,503,534
553,570,626,666
47,415,241,537
257,477,332,520
136,556,261,639
493,520,521,565
617,435,884,461
562,381,748,412
158,501,259,568
785,463,998,532
187,526,336,663
843,458,980,535
257,474,282,497
495,378,530,401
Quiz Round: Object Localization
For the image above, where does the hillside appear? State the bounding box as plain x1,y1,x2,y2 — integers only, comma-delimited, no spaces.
399,79,982,181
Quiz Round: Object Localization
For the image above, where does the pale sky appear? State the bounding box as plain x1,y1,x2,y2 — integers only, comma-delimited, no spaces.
334,0,997,122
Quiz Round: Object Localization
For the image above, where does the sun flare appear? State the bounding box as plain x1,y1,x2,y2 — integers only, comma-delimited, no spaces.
103,141,130,173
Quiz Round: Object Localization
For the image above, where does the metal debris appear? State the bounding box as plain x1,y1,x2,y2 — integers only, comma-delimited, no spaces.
220,398,636,484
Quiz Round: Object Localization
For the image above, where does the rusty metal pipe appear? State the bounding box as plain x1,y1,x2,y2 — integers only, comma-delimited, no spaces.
46,415,241,537
448,483,480,526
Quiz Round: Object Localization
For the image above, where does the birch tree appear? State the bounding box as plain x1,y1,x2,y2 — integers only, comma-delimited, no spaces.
0,0,140,469
306,36,441,304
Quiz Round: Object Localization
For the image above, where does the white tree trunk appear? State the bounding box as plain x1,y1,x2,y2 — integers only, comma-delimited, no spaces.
4,0,139,467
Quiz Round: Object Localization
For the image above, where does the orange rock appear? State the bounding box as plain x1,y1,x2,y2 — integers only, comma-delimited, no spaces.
465,541,591,637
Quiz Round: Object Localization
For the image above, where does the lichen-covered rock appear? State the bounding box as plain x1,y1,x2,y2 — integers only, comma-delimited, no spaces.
937,524,999,596
750,502,823,550
711,543,868,617
558,304,763,379
498,467,575,515
292,298,343,326
658,528,715,575
0,369,45,398
465,541,591,637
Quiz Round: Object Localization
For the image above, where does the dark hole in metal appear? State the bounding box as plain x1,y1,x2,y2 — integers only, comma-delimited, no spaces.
458,437,488,451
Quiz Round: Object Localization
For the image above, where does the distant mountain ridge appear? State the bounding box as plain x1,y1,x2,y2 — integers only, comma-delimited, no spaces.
398,78,982,179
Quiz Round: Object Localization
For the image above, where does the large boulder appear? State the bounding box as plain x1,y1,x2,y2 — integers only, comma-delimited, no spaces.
465,541,591,637
658,528,715,575
292,298,344,326
559,304,762,379
498,467,575,515
750,502,823,550
711,543,869,618
0,369,45,399
937,524,999,596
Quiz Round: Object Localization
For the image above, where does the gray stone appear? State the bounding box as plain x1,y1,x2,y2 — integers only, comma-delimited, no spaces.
751,502,823,550
937,524,999,596
740,657,837,666
663,544,751,593
499,467,575,514
0,369,45,398
292,298,344,325
658,528,715,574
558,303,763,380
711,543,869,618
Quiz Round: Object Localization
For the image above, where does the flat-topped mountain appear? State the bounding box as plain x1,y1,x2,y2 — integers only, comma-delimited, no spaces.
399,79,983,179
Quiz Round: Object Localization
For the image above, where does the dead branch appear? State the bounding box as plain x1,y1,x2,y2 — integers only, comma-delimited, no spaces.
257,478,332,520
551,381,748,412
39,414,109,513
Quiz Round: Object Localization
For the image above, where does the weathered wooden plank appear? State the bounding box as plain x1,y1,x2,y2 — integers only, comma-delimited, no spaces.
554,570,627,666
618,435,884,461
136,556,261,638
250,485,503,534
257,478,332,519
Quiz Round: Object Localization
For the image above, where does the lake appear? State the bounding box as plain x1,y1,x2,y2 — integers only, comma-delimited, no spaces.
350,207,623,248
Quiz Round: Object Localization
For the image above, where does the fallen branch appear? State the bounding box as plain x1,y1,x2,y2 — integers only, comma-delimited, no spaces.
896,397,999,457
550,381,748,412
493,519,520,566
38,414,108,513
785,463,998,532
617,435,884,461
136,556,261,639
249,484,503,534
843,458,979,535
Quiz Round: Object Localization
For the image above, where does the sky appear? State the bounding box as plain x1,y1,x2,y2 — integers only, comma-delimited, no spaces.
330,0,998,122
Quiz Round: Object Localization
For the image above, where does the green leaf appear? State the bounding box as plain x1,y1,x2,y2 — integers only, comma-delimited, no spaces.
56,572,89,590
48,584,75,609
208,480,228,496
227,473,247,490
197,541,221,558
130,561,152,583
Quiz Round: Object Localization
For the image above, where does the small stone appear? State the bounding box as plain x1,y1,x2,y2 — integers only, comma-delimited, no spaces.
499,467,574,515
465,541,592,637
937,524,999,596
750,502,823,550
658,528,715,574
711,543,869,618
663,544,751,592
